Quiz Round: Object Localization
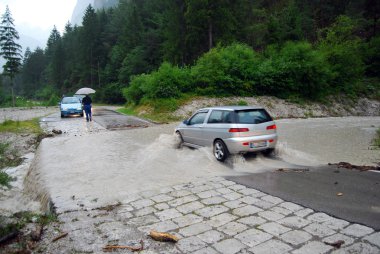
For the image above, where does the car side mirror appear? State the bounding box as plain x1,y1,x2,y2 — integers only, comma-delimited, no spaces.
183,119,189,125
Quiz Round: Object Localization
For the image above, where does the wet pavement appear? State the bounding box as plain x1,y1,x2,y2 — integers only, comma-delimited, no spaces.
28,108,380,253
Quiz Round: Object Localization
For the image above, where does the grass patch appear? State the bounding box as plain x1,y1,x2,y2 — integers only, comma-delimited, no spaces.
0,171,13,188
0,118,42,134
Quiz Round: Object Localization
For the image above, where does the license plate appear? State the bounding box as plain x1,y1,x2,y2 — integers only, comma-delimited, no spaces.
250,141,267,148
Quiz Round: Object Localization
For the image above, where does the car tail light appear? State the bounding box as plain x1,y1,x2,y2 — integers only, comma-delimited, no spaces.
269,139,274,143
242,142,249,146
229,128,249,133
266,124,277,130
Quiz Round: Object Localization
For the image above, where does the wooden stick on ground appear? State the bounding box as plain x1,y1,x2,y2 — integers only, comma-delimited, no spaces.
52,232,68,242
149,230,179,242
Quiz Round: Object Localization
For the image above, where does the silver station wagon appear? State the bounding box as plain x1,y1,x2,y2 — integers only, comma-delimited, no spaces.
175,106,278,161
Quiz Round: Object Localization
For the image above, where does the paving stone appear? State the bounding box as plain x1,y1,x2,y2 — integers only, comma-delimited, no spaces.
323,233,355,247
218,221,248,236
253,200,276,209
224,200,246,209
235,228,273,247
116,211,134,221
232,205,263,217
292,241,333,254
250,191,267,198
271,206,293,216
128,215,159,226
294,208,314,218
249,239,292,254
131,199,155,209
177,201,205,214
213,238,246,254
120,194,141,204
258,222,291,236
322,218,350,230
261,195,284,205
220,180,236,186
195,205,229,218
331,242,380,254
173,214,203,227
140,190,161,198
159,186,175,194
155,208,182,221
364,232,380,248
341,224,374,237
117,204,134,213
229,184,247,191
168,195,198,207
191,185,213,194
202,196,228,205
237,215,267,226
197,230,225,244
151,194,174,203
169,190,192,198
279,202,303,212
138,220,178,233
216,187,234,195
177,236,208,253
238,188,261,195
258,211,285,221
239,196,260,205
208,213,238,227
280,230,312,246
224,192,243,201
134,206,157,217
209,182,224,189
193,247,219,254
304,223,336,237
307,212,333,223
278,216,310,229
172,182,194,190
179,222,213,237
198,190,221,199
154,203,170,211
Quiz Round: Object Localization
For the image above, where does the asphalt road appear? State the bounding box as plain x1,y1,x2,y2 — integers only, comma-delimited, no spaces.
226,166,380,230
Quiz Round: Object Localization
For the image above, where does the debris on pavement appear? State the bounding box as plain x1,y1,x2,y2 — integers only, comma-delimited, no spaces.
324,240,345,249
52,129,63,135
336,192,343,196
103,240,144,252
276,168,310,173
328,162,380,171
149,230,179,242
52,232,68,242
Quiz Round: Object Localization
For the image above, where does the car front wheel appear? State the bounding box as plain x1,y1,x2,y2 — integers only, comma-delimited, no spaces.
214,140,229,162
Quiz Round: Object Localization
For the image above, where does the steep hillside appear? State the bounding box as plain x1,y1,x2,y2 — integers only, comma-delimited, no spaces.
71,0,118,25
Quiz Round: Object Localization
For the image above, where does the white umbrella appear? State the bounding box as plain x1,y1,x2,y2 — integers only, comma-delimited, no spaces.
75,87,96,95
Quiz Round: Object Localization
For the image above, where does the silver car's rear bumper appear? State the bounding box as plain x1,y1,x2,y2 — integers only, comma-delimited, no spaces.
223,133,278,154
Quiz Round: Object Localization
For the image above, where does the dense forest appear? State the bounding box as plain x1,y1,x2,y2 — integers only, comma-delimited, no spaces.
1,0,379,107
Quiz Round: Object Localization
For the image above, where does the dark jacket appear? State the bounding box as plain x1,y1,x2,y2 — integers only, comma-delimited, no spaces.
82,96,92,106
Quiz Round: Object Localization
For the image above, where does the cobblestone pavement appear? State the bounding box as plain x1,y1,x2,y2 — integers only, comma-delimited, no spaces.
38,177,380,254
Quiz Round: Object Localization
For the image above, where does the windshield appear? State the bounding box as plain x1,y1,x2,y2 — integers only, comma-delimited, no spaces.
61,97,80,104
235,109,273,124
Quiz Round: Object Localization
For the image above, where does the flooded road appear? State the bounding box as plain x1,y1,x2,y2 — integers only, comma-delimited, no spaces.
29,110,379,213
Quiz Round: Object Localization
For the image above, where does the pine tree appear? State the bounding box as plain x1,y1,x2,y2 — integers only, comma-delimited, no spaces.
0,6,22,107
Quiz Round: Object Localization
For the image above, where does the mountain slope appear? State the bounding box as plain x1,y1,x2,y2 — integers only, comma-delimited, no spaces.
71,0,118,26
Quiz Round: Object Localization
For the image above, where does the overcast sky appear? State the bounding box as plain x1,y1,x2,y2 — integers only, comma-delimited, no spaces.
0,0,77,50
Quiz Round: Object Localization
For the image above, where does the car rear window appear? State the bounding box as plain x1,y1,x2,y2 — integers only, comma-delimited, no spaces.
235,109,273,124
62,97,80,104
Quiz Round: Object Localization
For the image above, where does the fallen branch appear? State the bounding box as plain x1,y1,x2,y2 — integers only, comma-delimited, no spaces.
52,232,68,242
103,240,144,252
149,230,179,242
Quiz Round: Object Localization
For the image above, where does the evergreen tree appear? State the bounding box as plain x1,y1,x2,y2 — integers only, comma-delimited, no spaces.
0,6,22,106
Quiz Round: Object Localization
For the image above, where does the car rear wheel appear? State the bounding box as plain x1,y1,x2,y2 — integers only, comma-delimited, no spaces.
175,131,184,148
262,148,275,157
214,140,229,162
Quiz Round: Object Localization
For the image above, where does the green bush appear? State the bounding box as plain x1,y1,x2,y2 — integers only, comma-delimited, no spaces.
191,43,260,95
96,82,126,104
123,74,150,104
257,41,331,99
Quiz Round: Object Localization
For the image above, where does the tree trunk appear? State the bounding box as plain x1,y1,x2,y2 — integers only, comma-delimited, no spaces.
208,20,213,50
11,78,15,107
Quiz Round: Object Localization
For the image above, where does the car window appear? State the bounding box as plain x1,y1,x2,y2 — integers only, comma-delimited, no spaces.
62,97,80,104
188,112,208,125
208,110,233,124
236,109,272,124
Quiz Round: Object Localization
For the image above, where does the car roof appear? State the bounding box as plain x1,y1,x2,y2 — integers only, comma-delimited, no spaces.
198,106,265,111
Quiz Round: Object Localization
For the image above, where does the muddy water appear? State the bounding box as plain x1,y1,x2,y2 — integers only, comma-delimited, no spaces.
26,116,379,213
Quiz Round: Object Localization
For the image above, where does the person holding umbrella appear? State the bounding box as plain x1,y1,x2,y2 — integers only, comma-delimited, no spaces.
82,94,92,122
